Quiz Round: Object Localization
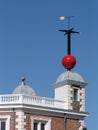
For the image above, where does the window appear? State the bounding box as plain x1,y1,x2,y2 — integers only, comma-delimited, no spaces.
33,121,46,130
0,120,6,130
34,122,38,130
41,123,45,130
73,88,78,101
31,116,51,130
0,116,10,130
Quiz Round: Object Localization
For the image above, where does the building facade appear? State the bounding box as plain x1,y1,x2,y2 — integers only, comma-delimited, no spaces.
0,70,88,130
0,26,88,130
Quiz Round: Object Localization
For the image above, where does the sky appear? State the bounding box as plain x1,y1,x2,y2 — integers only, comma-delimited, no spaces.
0,0,97,129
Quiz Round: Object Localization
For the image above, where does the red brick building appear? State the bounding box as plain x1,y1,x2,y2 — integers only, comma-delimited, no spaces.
0,27,88,130
0,69,88,130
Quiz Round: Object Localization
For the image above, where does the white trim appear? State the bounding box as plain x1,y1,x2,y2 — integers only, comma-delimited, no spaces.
0,94,65,110
79,120,84,130
15,111,26,130
0,115,10,130
31,116,51,130
0,104,88,118
53,79,88,88
72,87,79,101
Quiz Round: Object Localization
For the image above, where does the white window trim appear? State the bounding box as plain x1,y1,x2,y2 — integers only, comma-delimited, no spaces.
0,115,10,130
31,116,51,130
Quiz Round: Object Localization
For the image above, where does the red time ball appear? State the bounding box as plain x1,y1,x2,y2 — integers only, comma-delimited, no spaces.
62,54,76,70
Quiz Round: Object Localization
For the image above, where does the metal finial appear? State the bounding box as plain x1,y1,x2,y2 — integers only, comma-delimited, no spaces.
59,16,79,54
59,17,79,71
59,28,79,54
21,76,26,85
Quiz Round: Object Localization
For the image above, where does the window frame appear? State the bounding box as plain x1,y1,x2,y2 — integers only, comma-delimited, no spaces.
0,120,6,130
0,115,10,130
31,116,51,130
73,87,79,101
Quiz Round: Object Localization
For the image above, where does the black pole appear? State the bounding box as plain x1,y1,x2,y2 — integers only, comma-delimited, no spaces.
59,28,79,54
68,33,71,54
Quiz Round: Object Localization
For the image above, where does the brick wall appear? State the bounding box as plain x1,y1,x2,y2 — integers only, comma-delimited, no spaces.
25,112,80,130
0,112,80,130
25,113,31,130
66,118,80,130
25,113,64,130
51,116,64,130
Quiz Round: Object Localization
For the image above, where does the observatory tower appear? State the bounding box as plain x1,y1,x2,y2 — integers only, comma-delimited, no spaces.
0,19,88,130
53,22,88,130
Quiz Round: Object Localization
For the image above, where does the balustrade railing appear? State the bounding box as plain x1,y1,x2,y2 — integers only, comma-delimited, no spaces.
0,94,65,109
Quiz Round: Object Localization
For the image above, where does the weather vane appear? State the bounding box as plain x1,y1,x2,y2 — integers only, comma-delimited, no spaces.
59,16,79,70
60,16,74,29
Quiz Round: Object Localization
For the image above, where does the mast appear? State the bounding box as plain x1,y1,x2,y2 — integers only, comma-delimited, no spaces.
59,16,79,70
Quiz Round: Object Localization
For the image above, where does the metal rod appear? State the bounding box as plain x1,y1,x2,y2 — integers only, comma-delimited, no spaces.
68,33,71,54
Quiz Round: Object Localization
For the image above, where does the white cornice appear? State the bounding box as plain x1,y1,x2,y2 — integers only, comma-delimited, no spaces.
0,103,88,119
53,79,88,88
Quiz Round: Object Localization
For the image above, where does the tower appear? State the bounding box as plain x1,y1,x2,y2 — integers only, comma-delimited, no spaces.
53,23,88,130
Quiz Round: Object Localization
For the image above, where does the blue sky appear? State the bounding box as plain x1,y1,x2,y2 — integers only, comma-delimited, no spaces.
0,0,97,129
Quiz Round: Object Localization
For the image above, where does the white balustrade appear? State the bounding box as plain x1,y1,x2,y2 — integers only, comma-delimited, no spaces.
0,94,65,109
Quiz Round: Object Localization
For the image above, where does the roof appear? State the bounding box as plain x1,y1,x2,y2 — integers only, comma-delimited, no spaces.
56,70,85,83
12,77,36,96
